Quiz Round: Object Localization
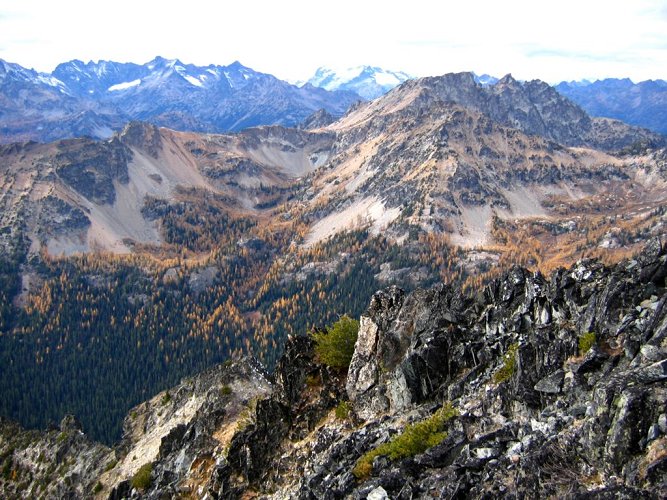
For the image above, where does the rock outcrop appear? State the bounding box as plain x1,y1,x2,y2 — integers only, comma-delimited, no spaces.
0,415,114,498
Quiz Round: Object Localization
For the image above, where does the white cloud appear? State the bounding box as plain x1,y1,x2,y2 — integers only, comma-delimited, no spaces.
0,0,665,83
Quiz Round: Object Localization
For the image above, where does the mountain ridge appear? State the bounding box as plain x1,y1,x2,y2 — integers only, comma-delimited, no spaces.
0,67,666,451
0,57,361,143
556,77,667,135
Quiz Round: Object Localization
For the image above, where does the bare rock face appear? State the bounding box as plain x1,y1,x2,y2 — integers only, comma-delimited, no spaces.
118,122,162,158
105,356,273,498
0,415,114,498
54,136,131,205
346,283,471,421
299,108,337,130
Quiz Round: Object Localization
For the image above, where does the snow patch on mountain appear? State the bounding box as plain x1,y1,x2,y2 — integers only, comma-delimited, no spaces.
37,75,66,88
183,75,203,87
108,79,141,91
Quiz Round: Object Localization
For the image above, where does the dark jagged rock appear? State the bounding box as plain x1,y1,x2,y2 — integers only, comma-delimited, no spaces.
53,136,131,205
322,238,667,498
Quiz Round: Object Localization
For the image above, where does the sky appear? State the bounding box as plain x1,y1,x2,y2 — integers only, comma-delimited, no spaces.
0,0,665,84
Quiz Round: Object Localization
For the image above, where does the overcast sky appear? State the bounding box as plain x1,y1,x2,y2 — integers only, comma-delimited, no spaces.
1,0,665,84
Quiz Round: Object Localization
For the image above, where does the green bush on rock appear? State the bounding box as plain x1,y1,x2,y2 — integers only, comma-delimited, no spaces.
335,401,352,420
493,343,519,384
353,402,458,479
131,462,152,490
578,332,596,355
311,315,359,369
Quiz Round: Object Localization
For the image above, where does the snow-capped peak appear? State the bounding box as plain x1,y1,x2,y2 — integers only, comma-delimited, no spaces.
473,73,499,86
307,65,412,100
0,59,66,90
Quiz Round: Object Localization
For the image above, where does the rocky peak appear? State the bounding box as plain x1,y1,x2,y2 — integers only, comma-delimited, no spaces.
298,108,336,129
495,73,520,88
368,71,661,151
118,121,162,157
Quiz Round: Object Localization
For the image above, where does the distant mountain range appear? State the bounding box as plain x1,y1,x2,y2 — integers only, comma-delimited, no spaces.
3,57,665,144
556,78,667,135
305,65,412,100
0,57,360,143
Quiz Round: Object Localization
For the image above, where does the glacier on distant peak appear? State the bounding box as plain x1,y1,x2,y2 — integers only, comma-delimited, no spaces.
307,65,412,100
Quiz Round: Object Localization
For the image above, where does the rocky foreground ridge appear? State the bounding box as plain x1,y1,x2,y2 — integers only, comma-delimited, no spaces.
1,238,666,498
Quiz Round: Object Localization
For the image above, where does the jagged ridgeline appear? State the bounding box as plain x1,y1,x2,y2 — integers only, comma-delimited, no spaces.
0,240,665,498
0,71,666,449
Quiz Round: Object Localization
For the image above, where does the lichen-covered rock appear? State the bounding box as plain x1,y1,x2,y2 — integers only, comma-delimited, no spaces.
0,415,114,499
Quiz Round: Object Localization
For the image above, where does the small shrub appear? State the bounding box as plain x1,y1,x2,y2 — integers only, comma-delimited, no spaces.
131,462,152,490
2,458,12,480
494,343,519,384
335,401,352,420
56,432,68,444
221,385,233,396
237,398,258,432
353,402,458,479
305,374,320,387
104,459,118,472
161,391,171,405
578,332,596,355
93,481,103,493
311,315,360,369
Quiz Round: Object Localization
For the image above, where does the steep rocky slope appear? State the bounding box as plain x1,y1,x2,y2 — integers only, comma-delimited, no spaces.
0,121,334,255
1,238,665,498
